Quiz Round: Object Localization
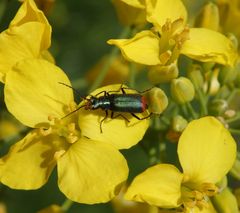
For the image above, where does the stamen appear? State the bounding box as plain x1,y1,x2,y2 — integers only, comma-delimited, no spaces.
200,183,219,196
69,101,77,112
48,115,55,121
159,50,172,64
54,150,66,160
39,127,52,136
68,123,76,133
66,135,78,144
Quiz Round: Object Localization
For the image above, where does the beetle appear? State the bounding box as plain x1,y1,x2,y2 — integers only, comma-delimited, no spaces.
59,83,152,133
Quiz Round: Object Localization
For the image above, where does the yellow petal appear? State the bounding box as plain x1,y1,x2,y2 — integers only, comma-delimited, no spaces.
108,31,161,65
118,0,145,8
0,22,45,83
180,28,237,66
10,0,51,50
40,50,55,64
112,0,146,26
4,59,74,127
57,137,128,204
37,205,63,213
145,0,187,27
185,203,217,213
0,130,67,189
78,84,150,149
125,164,183,208
178,116,236,185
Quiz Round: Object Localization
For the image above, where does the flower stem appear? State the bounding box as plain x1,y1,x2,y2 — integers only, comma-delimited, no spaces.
61,199,74,212
129,62,137,88
0,0,8,28
226,113,240,123
229,128,240,135
88,26,131,93
186,102,198,119
196,89,208,116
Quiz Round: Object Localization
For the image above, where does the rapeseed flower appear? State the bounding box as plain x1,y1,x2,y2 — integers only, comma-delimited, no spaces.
112,0,146,26
0,0,52,83
125,116,236,212
1,58,149,203
108,0,237,67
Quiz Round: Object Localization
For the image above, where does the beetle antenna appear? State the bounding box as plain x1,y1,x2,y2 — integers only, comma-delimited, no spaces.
58,82,87,101
62,104,86,119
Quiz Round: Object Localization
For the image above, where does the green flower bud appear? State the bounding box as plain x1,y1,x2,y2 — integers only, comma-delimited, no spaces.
148,62,178,84
212,188,238,213
171,115,188,132
230,158,240,180
202,62,215,73
187,64,204,89
209,99,228,116
227,33,238,50
170,77,195,104
219,65,238,85
145,87,168,114
195,2,219,31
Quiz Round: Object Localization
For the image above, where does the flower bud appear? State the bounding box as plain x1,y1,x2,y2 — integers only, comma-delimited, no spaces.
209,99,228,116
37,204,63,213
227,33,238,50
148,63,178,84
195,2,219,31
218,65,238,85
234,188,240,208
145,87,168,114
202,62,215,73
112,0,146,26
170,77,195,104
212,188,238,213
230,158,240,180
171,115,188,132
187,64,204,89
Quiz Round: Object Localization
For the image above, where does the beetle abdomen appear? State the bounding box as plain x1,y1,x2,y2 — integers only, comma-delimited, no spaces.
110,94,147,113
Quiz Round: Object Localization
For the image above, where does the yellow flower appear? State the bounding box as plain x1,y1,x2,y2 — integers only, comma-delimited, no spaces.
125,117,236,211
217,0,240,43
37,205,63,213
112,0,146,26
86,55,130,86
108,0,237,67
0,0,52,83
1,58,149,203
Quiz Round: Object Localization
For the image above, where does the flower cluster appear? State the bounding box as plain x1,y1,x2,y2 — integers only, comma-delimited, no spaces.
0,0,239,213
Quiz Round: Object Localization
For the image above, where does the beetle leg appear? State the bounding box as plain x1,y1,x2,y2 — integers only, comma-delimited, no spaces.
94,90,109,97
100,110,108,133
121,87,155,94
131,112,152,120
111,111,130,122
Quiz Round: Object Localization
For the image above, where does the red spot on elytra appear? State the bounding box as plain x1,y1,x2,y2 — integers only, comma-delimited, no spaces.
141,96,148,111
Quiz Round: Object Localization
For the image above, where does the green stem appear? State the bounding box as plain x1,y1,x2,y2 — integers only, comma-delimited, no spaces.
61,199,74,212
180,104,188,118
186,102,198,119
229,128,240,135
227,88,239,103
196,89,208,116
88,26,131,93
128,63,136,88
0,0,8,27
226,113,240,123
